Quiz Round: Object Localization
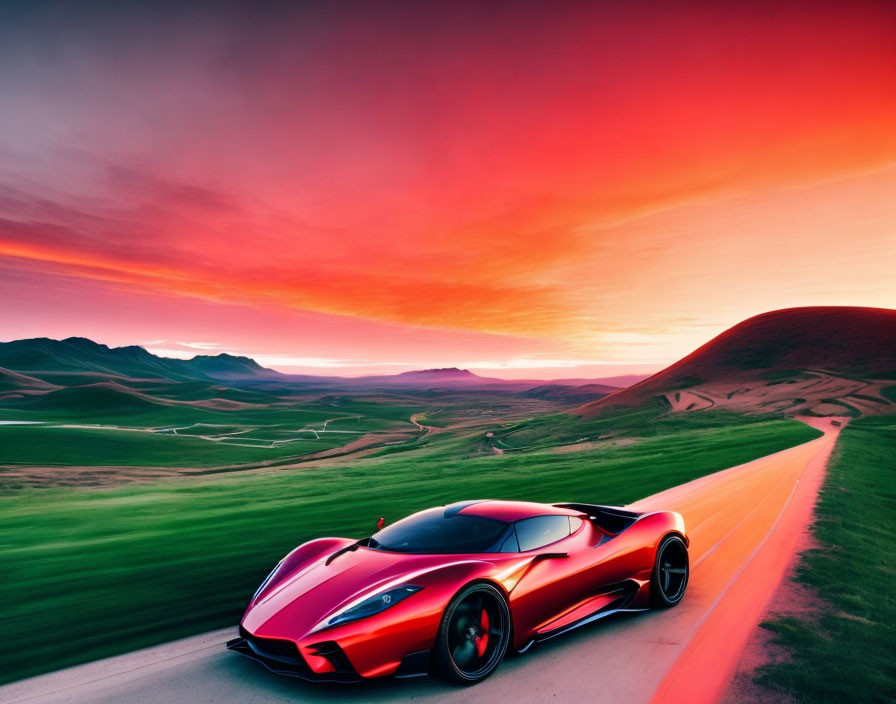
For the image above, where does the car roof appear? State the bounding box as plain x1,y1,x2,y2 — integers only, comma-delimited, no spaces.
449,499,577,522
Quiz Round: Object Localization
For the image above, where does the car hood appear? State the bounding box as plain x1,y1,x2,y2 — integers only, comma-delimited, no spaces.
243,546,483,639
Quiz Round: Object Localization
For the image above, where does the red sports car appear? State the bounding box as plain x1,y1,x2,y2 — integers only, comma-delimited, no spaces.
227,499,689,684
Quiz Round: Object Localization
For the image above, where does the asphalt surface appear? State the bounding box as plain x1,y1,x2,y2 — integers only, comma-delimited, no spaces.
0,417,842,704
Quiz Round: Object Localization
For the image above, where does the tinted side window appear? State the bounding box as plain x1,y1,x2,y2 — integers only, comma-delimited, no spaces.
514,515,570,551
498,530,520,553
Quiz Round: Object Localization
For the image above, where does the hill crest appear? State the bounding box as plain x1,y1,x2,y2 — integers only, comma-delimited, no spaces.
577,307,896,418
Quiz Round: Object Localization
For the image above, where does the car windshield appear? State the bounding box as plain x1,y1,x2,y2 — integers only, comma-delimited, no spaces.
370,507,511,554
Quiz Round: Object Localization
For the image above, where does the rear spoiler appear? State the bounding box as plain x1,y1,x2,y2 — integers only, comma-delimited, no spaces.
553,503,641,534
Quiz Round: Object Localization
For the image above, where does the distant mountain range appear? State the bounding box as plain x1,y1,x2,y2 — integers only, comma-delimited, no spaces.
578,307,896,418
0,337,275,382
6,306,891,420
391,367,482,383
1,308,891,488
337,367,506,387
0,337,638,393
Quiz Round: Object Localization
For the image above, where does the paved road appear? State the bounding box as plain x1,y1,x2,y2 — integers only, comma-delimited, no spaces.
0,417,842,704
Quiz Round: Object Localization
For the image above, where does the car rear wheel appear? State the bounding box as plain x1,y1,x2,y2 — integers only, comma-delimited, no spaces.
650,534,689,607
432,582,511,684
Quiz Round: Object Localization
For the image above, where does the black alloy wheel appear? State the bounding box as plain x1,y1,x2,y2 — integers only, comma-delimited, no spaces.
651,534,689,607
433,582,511,684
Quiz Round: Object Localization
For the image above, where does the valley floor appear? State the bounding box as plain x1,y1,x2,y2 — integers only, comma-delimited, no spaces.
0,412,818,684
0,417,840,703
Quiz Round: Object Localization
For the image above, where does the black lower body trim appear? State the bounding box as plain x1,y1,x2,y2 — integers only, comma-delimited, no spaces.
226,637,361,683
534,580,641,642
394,649,431,678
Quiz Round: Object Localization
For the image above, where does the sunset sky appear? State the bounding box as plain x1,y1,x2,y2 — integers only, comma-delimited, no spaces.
1,1,894,378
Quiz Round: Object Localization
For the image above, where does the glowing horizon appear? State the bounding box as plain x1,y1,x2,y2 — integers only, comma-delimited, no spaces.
1,2,894,379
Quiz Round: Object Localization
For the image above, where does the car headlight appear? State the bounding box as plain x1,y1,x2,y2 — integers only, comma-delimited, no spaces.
252,561,282,601
326,585,422,628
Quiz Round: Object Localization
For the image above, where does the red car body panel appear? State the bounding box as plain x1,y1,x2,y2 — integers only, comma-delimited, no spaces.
229,500,687,681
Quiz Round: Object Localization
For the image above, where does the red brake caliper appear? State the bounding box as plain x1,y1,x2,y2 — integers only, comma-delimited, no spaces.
475,609,489,657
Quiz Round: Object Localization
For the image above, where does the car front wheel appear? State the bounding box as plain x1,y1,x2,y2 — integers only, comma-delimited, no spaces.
432,582,511,684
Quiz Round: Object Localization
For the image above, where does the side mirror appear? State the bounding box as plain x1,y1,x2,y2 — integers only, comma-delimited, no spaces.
376,517,385,531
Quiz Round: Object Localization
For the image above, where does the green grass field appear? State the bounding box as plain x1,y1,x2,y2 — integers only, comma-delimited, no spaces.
0,396,419,471
0,424,351,466
756,415,896,703
0,414,821,684
492,402,758,450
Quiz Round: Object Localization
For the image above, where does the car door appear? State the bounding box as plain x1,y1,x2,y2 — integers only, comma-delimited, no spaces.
506,515,582,637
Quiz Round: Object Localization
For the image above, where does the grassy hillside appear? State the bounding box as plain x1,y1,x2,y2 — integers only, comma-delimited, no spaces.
756,416,895,703
0,394,424,477
0,414,820,684
488,402,760,450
